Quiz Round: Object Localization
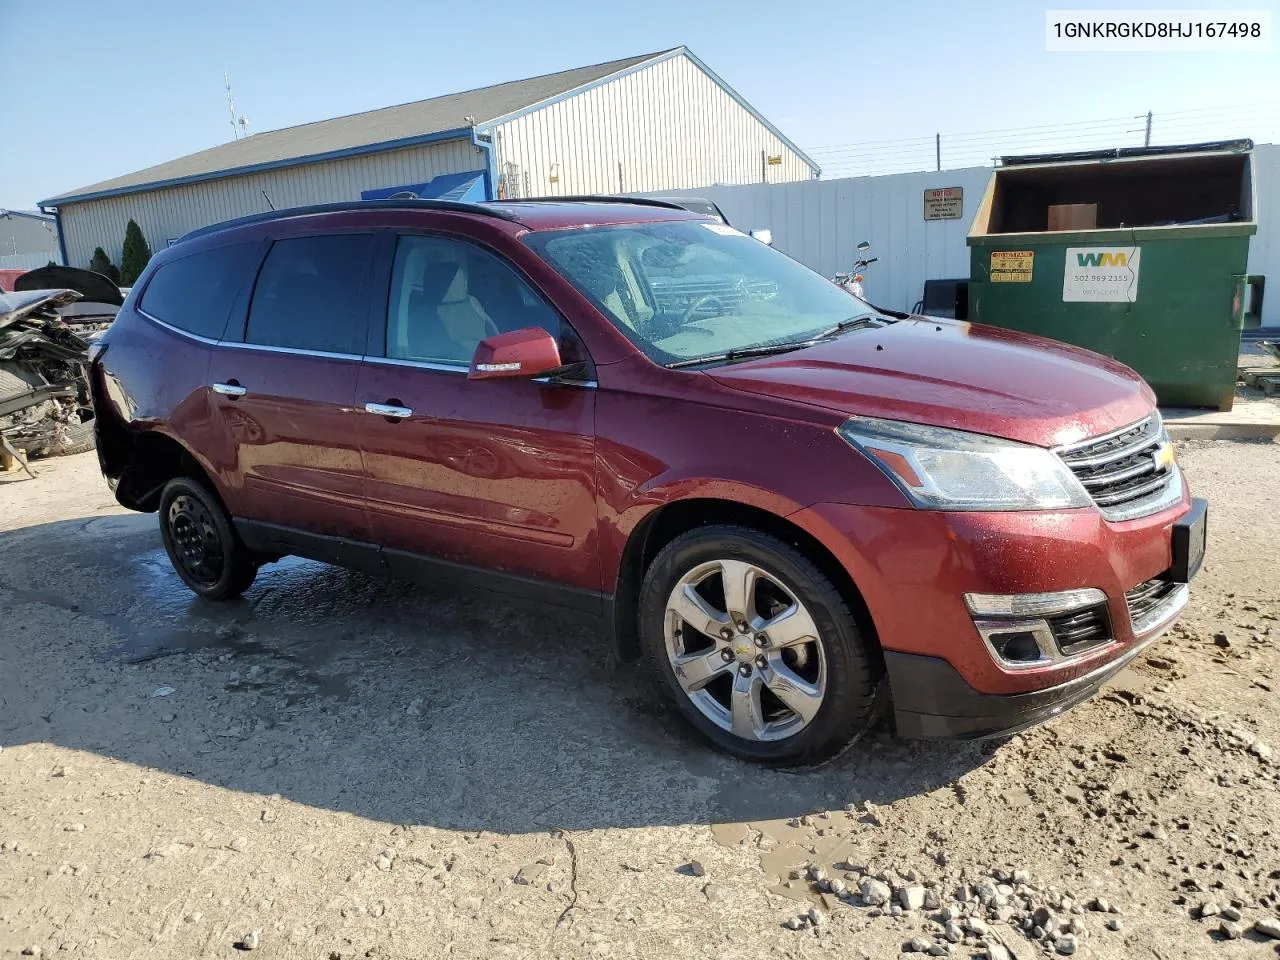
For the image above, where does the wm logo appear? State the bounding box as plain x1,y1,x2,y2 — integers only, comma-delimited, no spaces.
1076,252,1129,268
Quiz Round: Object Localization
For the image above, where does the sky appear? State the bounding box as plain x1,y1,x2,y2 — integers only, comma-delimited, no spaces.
2,0,1278,209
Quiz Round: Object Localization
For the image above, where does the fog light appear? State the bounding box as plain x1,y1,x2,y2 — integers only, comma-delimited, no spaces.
972,618,1056,669
987,630,1045,664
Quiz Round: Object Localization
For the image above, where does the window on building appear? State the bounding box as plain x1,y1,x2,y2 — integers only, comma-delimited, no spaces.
139,242,261,340
246,234,374,355
385,235,561,365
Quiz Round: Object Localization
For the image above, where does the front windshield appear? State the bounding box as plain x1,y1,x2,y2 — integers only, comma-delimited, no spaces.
523,220,868,365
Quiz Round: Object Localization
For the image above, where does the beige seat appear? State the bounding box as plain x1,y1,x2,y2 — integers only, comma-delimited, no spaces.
406,262,500,362
437,263,499,357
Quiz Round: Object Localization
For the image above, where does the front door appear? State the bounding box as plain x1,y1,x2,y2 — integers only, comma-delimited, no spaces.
354,232,599,604
209,231,376,545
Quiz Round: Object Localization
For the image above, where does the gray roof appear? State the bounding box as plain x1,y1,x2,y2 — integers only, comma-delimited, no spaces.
45,50,669,205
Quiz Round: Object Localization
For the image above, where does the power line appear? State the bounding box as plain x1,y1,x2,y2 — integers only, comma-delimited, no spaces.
806,102,1277,178
809,102,1277,149
806,112,1144,152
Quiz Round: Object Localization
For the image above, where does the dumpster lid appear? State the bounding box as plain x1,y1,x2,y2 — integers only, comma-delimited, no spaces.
999,139,1253,167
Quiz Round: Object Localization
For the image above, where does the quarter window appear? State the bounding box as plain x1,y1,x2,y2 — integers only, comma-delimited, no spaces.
246,234,374,354
139,242,260,340
386,235,561,365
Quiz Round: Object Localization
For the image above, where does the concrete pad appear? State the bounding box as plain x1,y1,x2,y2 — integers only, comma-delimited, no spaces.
1163,394,1280,440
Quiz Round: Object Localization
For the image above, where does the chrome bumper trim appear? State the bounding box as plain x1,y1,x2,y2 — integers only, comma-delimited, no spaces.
1130,582,1189,637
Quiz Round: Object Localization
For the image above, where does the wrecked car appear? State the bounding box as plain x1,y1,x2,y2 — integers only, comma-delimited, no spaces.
14,265,124,332
0,288,97,462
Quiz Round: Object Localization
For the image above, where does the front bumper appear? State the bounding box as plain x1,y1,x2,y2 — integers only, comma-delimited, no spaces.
889,582,1187,738
789,490,1199,737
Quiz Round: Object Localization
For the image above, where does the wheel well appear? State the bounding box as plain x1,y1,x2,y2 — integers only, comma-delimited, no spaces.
609,498,880,664
116,431,220,513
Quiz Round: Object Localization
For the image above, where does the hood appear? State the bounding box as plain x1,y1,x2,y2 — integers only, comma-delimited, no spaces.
707,318,1155,448
0,289,82,329
14,266,124,306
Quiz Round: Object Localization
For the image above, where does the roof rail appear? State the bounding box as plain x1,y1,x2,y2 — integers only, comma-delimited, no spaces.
488,195,689,211
177,198,520,244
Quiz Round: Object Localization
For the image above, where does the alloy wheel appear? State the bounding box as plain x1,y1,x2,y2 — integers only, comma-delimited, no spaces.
664,559,827,742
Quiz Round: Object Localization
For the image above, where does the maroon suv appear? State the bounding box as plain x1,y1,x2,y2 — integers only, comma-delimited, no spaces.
91,198,1205,763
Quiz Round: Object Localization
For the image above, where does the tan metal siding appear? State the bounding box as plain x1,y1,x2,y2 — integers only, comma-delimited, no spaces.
58,139,483,268
0,216,59,261
492,53,813,198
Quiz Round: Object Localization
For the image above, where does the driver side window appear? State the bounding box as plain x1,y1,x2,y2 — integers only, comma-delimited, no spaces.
386,235,561,365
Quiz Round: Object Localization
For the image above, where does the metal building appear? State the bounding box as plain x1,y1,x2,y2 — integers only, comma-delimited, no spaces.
0,210,61,270
40,47,818,269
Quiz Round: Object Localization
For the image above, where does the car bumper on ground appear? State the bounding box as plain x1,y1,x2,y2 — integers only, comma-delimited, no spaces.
790,494,1206,739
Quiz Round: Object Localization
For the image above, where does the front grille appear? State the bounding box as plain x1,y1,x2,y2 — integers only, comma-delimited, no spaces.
1126,577,1180,623
1057,415,1175,518
1046,604,1111,656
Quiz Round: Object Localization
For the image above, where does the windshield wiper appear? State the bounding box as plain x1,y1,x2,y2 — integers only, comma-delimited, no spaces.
811,313,883,340
666,314,885,369
666,341,808,369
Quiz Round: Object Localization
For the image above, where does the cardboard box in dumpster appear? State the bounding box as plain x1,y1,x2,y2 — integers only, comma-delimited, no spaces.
1047,203,1097,231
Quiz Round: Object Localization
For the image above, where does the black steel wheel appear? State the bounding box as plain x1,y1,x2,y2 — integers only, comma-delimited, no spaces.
158,476,257,600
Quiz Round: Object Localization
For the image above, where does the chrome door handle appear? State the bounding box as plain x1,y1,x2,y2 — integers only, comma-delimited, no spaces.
364,402,413,419
212,382,247,397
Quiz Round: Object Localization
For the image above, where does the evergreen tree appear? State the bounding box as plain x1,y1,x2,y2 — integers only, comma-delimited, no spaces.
89,247,121,285
119,219,152,286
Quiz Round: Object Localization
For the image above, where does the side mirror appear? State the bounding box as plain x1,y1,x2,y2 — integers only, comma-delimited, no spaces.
468,326,562,380
749,228,773,246
857,240,871,255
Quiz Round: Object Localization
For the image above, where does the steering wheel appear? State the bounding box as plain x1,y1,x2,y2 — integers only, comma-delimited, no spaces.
679,294,725,327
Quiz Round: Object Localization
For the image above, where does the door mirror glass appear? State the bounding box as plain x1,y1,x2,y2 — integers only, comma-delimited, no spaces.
468,326,563,380
749,228,773,246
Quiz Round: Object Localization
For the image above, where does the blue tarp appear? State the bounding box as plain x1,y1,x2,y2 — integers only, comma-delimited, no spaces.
360,171,487,203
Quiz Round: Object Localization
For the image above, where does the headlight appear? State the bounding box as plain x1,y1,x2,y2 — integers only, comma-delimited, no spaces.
838,416,1092,511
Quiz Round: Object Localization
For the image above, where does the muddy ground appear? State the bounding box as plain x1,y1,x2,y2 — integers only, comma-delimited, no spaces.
1,441,1277,960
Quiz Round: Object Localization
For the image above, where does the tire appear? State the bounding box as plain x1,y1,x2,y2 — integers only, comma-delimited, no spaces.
158,476,258,600
638,525,879,765
51,418,96,456
31,417,97,458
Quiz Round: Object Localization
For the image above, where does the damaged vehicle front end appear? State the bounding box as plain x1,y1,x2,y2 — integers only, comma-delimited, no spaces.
0,289,97,468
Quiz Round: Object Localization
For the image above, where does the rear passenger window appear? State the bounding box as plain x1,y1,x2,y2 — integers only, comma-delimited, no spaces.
246,234,373,354
140,242,259,340
386,235,561,364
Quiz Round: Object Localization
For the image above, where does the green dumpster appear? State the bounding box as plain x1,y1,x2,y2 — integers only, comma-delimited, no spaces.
967,142,1257,410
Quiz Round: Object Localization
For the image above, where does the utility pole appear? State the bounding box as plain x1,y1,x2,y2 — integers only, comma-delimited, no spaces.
1144,111,1153,147
935,133,941,172
225,72,250,141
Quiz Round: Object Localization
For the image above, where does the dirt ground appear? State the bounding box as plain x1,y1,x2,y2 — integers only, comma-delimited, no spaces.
1,441,1278,960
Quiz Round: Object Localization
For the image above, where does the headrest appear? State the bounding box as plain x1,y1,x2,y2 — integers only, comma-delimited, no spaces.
420,262,466,304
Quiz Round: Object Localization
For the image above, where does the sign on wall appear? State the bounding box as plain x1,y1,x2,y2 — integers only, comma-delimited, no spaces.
990,250,1034,282
1063,247,1141,302
923,187,963,220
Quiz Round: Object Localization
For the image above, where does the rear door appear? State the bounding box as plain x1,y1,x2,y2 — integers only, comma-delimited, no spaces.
208,230,376,546
354,230,600,604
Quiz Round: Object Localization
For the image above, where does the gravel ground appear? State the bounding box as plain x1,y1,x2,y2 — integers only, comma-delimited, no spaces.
1,441,1278,960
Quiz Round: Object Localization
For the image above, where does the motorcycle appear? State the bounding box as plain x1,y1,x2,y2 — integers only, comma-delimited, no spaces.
834,240,878,299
